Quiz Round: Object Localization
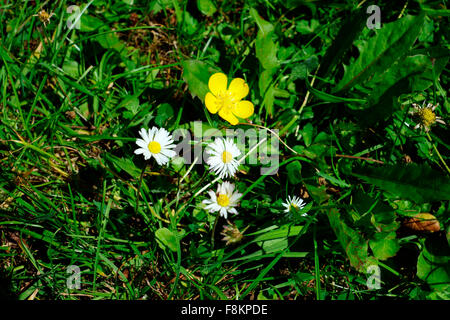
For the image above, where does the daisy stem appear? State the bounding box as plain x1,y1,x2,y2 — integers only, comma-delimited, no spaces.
313,223,322,300
239,123,298,155
426,132,450,175
193,136,268,198
180,156,199,183
211,214,220,248
298,70,318,116
237,136,268,165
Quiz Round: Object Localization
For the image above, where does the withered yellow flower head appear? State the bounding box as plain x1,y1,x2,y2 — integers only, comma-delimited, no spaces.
33,10,55,27
412,101,445,132
221,221,247,245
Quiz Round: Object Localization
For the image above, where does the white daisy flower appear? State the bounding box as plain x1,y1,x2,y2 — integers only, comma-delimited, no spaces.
134,127,176,165
282,196,308,216
205,137,241,178
202,182,242,219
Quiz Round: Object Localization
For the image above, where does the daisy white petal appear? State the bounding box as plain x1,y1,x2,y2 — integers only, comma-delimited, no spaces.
205,138,241,179
136,139,148,149
147,127,157,141
202,181,241,218
134,126,177,165
282,196,308,216
221,208,228,219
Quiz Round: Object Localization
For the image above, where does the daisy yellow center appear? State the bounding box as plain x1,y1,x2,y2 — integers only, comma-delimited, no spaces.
419,108,436,127
217,194,230,207
148,141,161,154
290,204,298,210
222,151,233,163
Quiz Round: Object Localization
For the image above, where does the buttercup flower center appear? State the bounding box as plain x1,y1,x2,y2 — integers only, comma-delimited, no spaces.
217,91,236,110
419,108,436,127
222,151,233,163
217,194,230,207
148,141,161,154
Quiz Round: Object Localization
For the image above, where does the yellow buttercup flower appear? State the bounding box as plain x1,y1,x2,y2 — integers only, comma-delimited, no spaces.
205,73,254,125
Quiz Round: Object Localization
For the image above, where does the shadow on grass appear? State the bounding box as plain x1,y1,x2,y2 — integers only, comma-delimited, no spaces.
0,270,16,300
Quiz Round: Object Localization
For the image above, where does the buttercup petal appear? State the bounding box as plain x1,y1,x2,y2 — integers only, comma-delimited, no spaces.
208,73,228,96
205,92,221,114
228,78,249,101
233,100,254,119
219,108,239,125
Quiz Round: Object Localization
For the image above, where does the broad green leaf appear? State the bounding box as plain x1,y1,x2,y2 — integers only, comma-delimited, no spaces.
291,56,319,81
369,232,400,260
410,47,450,91
301,122,314,147
359,49,447,122
316,171,350,188
95,31,125,52
366,55,430,105
79,15,104,32
306,189,371,274
352,191,399,232
304,184,330,205
418,16,434,43
251,8,279,70
62,60,81,79
155,103,174,127
447,225,450,247
261,238,288,253
181,59,221,101
78,14,125,52
181,11,199,36
326,208,377,272
258,69,276,116
417,236,450,294
249,8,274,37
318,9,367,78
118,96,140,119
254,224,303,242
149,0,175,14
334,14,425,92
170,156,185,172
257,291,270,300
155,227,178,252
297,132,336,161
359,79,409,124
106,154,140,178
296,19,319,34
197,0,217,16
351,164,450,203
255,35,279,70
305,79,366,104
259,69,274,95
262,84,276,117
251,8,279,117
286,161,302,185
